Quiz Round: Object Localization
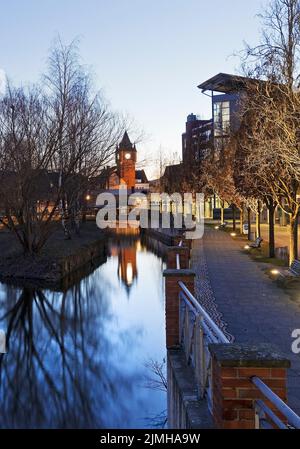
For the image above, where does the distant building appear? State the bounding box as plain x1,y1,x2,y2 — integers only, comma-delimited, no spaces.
198,73,247,158
160,163,184,193
197,73,255,218
95,132,149,195
182,114,213,166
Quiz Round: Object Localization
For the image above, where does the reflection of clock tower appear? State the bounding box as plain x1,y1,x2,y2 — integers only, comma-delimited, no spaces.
118,244,138,290
116,131,137,190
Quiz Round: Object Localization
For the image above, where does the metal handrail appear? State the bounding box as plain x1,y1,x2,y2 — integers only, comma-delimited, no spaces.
251,376,300,429
254,400,287,430
178,281,229,344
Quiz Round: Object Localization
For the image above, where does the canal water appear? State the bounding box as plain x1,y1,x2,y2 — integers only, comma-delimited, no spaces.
0,235,167,429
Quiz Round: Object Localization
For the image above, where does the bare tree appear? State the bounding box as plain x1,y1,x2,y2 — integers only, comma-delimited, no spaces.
44,39,124,237
0,40,124,254
236,0,300,263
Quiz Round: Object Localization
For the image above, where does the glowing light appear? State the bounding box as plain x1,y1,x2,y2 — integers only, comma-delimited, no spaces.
244,245,250,250
271,269,280,276
231,233,237,237
215,226,219,230
126,263,133,285
86,194,91,201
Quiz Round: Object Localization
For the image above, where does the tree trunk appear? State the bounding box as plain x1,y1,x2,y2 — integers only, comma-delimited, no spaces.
256,202,261,238
268,201,275,259
289,214,298,265
232,204,236,231
294,212,299,260
239,206,244,235
220,201,225,225
247,207,251,241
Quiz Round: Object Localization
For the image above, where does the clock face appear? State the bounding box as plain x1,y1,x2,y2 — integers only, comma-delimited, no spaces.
125,153,131,160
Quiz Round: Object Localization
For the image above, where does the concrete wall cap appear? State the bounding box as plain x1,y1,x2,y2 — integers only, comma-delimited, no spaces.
208,343,290,368
163,269,196,277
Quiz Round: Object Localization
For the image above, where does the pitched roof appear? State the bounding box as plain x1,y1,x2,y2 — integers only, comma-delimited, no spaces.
135,169,148,183
163,164,183,178
118,131,136,151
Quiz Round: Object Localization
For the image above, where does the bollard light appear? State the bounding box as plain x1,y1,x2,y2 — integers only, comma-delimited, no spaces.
244,245,250,250
231,233,237,237
215,226,219,230
271,269,280,276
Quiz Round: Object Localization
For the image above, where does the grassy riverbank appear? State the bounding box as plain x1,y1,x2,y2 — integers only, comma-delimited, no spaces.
0,221,106,288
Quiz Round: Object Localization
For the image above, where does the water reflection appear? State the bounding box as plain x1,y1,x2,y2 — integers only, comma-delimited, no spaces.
0,236,167,428
117,241,138,290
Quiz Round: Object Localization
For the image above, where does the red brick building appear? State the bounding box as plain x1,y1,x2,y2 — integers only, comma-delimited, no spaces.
97,132,149,193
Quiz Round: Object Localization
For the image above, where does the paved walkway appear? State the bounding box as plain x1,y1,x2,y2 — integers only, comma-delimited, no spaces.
211,219,300,254
191,227,300,415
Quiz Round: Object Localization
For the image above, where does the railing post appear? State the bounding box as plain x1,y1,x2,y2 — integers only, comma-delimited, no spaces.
198,315,206,398
254,403,261,429
163,269,195,349
167,247,190,269
172,235,184,247
209,343,290,429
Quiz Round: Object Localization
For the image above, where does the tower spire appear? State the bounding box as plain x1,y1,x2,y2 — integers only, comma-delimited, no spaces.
119,131,136,151
119,131,133,150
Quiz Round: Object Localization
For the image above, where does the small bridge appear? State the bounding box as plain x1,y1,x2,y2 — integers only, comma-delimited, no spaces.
163,236,300,429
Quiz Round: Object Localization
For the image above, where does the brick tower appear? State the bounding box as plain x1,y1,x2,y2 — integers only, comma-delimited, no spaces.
116,131,137,190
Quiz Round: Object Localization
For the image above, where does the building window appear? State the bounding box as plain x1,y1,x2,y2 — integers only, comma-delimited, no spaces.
213,101,230,136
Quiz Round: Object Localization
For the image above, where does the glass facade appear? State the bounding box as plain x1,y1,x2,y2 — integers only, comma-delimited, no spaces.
213,101,230,136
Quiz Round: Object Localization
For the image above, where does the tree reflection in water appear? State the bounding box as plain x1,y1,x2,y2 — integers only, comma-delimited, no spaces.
0,281,139,428
0,236,167,429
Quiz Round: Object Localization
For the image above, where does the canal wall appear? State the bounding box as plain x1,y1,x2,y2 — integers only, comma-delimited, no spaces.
142,228,182,246
58,237,106,280
168,349,213,429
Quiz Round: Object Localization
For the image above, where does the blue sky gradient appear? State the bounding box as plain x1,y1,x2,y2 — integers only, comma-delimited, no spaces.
0,0,265,177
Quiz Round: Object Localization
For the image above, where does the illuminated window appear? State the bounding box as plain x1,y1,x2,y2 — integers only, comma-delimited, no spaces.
213,101,230,136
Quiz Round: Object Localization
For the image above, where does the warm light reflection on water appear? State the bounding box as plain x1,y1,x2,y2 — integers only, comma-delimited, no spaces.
0,236,167,429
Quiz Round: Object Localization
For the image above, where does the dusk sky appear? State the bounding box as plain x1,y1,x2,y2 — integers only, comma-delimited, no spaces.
0,0,265,178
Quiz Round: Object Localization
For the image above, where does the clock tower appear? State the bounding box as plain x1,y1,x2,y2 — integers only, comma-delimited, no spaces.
116,131,137,190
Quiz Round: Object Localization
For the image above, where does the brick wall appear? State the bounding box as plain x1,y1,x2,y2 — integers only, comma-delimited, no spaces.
210,344,290,429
